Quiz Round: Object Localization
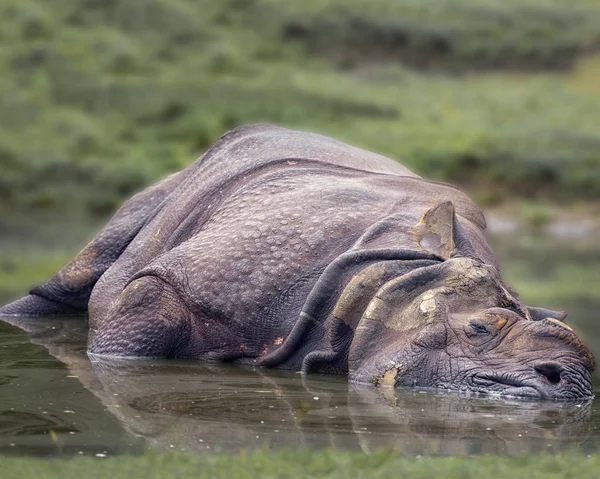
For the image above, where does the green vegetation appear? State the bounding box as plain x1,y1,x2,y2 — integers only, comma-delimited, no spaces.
1,0,600,220
1,0,599,322
1,3,599,467
492,233,600,308
274,0,600,71
2,449,600,479
0,250,72,303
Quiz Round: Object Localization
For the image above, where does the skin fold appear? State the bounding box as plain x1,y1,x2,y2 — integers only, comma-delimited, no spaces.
0,124,594,400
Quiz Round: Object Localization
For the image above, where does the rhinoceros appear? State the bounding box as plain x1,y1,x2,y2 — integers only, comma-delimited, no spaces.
1,124,594,400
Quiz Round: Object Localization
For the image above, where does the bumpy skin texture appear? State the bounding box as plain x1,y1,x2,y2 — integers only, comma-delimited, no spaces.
0,124,594,400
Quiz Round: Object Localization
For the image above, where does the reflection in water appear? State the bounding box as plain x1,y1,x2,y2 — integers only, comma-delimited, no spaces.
0,319,144,457
0,317,599,457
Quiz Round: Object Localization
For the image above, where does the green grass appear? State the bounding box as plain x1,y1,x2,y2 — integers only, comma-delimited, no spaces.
1,449,599,479
1,0,600,219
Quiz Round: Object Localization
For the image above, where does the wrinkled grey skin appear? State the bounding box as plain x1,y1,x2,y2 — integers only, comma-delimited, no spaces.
0,124,594,400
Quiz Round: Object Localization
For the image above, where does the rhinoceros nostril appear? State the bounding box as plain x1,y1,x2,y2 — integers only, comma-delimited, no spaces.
534,363,562,384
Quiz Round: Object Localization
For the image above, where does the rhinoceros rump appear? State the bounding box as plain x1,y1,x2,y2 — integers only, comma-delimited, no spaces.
1,124,594,400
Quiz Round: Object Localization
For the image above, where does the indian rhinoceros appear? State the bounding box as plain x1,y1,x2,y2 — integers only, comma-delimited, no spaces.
0,124,594,400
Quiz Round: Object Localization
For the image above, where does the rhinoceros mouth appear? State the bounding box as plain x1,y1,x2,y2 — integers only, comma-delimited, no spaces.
470,373,542,399
470,369,594,401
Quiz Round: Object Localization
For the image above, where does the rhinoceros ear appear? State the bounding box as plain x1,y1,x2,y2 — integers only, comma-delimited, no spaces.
527,306,568,322
414,201,456,260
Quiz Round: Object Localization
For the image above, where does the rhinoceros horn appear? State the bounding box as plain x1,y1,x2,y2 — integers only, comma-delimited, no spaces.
527,306,568,322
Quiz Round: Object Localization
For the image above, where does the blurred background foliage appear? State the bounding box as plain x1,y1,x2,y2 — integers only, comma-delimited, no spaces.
1,0,600,220
0,0,599,320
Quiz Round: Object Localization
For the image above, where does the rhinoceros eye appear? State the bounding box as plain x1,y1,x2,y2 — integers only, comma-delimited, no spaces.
470,322,490,335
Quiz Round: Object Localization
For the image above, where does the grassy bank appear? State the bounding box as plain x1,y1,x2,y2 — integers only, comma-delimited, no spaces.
1,449,598,479
1,0,600,219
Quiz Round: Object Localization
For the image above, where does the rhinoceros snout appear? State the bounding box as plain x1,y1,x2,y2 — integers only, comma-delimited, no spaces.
530,361,593,400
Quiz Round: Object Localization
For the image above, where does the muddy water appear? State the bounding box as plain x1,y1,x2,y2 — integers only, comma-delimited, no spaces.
0,317,599,458
0,232,599,458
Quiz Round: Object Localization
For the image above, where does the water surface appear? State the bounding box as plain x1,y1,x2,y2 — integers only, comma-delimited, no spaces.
0,317,599,458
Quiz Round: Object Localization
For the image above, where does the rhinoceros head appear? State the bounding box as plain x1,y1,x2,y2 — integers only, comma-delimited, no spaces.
347,205,594,400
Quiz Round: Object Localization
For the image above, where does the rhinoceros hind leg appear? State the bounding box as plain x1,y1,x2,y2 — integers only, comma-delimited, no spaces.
0,294,81,317
0,171,187,318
